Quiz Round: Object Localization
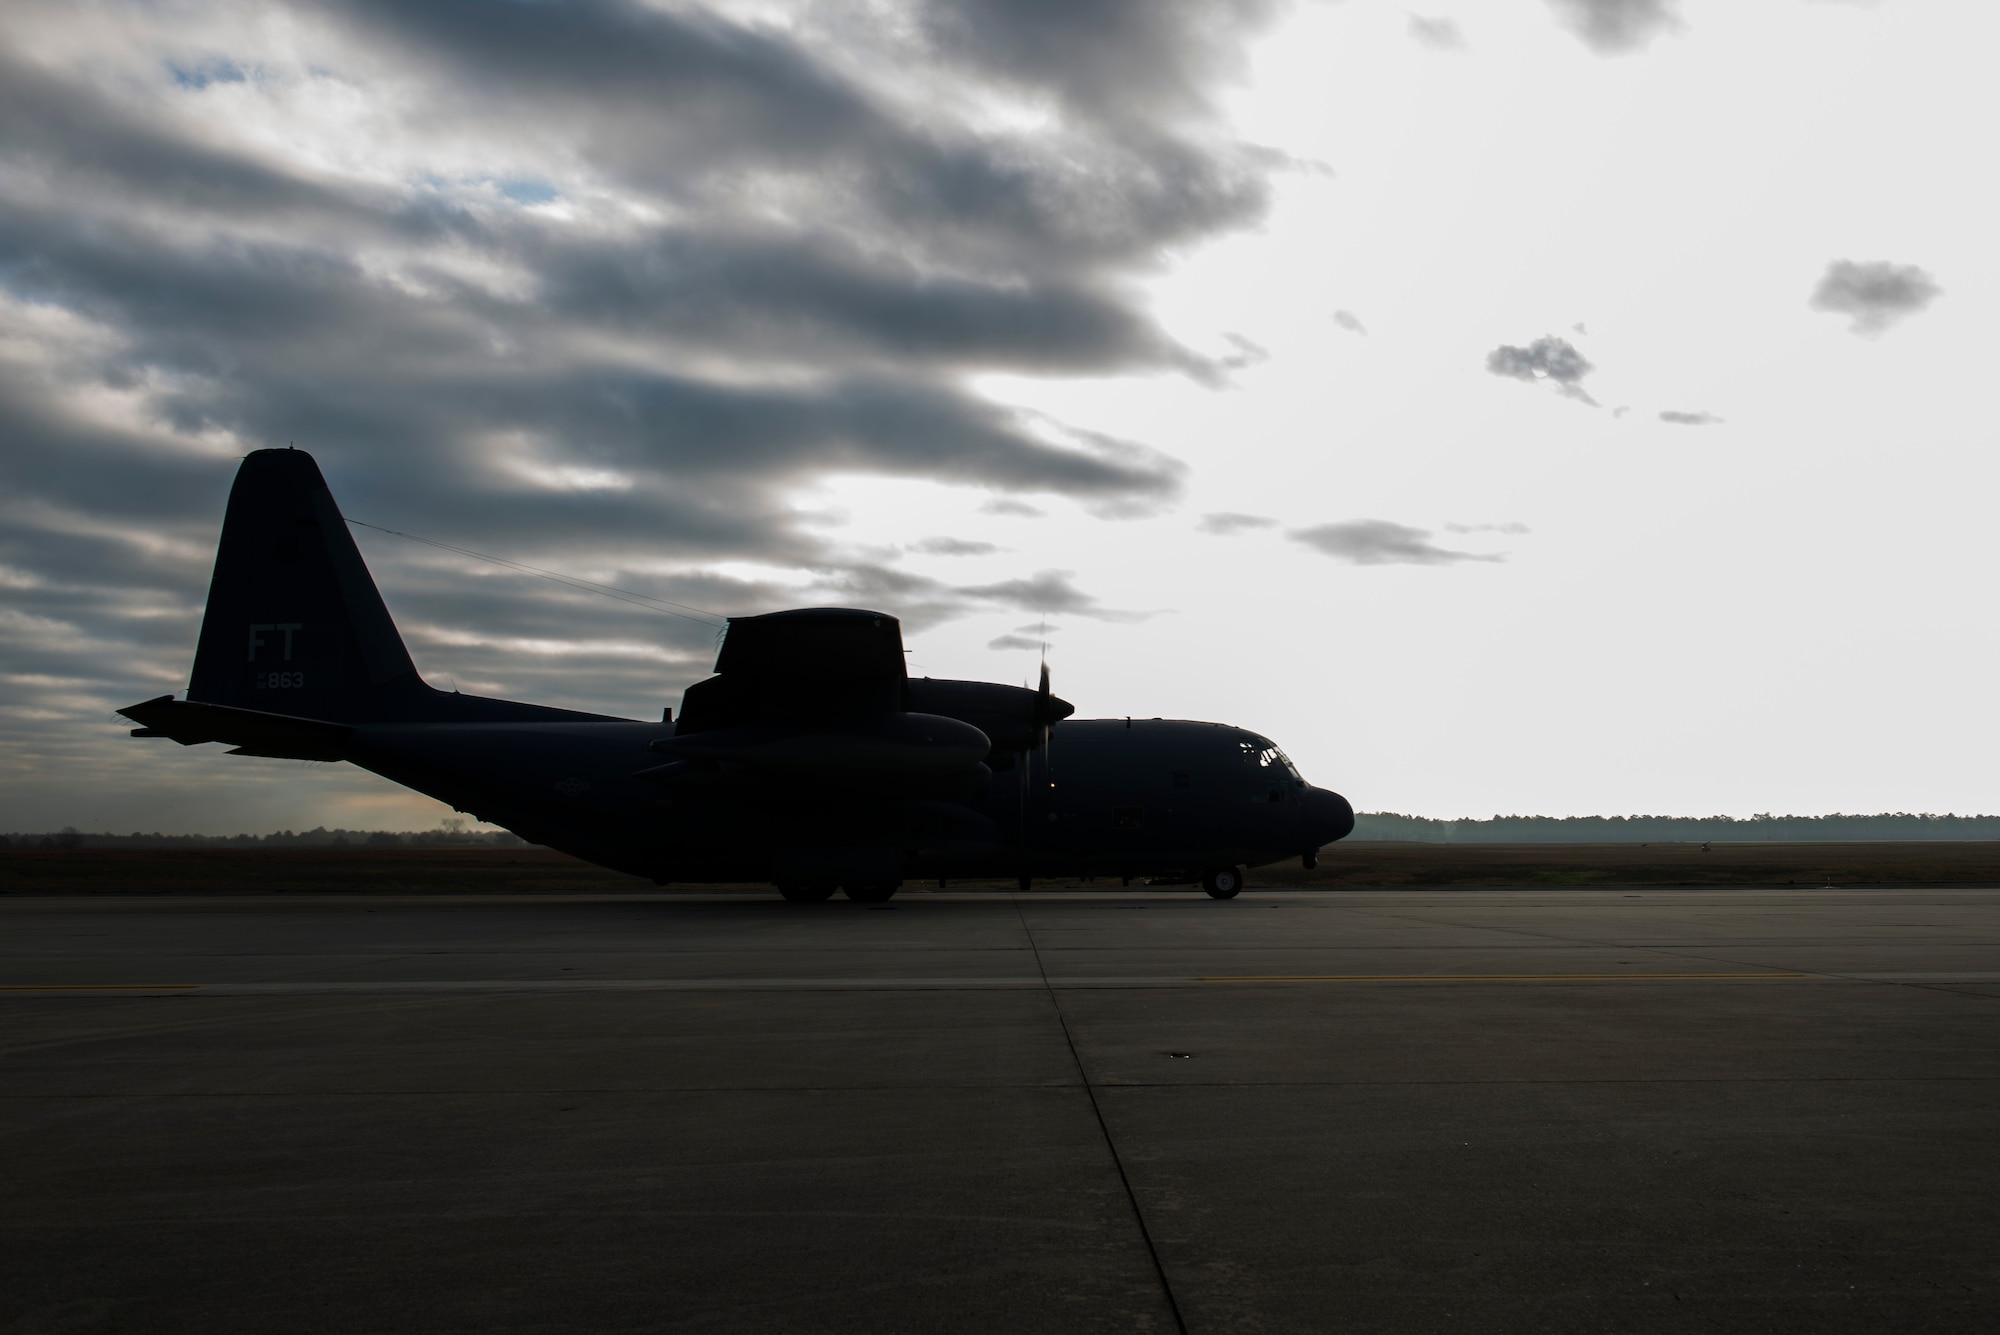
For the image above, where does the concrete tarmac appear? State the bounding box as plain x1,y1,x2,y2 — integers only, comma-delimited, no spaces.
3,887,1997,1333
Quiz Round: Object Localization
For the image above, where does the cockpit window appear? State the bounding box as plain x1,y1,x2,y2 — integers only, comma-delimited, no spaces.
1237,736,1303,782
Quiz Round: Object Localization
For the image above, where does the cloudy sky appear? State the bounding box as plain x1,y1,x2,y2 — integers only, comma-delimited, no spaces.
3,0,1995,833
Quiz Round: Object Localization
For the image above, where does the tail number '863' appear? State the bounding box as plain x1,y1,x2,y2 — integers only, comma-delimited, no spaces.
256,671,307,688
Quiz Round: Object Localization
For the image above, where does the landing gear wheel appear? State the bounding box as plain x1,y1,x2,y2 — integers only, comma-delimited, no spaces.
842,881,900,903
1201,867,1243,900
777,881,837,903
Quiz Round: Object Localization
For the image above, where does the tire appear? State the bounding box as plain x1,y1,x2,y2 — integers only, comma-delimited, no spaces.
1200,866,1243,899
842,881,900,903
777,881,837,903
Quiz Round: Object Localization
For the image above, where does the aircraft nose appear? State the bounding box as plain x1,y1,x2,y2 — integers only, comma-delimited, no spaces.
1302,786,1355,847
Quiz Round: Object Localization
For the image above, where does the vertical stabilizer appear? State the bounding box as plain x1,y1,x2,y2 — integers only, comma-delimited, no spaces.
187,449,424,721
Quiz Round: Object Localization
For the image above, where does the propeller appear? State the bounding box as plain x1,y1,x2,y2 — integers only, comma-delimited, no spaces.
1036,655,1053,784
1016,654,1051,892
1033,659,1055,746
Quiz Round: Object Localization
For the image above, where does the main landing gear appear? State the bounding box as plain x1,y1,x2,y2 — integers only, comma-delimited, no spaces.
776,882,837,903
1200,866,1244,900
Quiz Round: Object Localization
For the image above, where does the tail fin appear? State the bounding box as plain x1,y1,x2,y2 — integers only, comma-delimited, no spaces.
187,448,425,722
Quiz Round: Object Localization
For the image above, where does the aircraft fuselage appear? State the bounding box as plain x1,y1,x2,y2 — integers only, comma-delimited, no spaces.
342,714,1351,885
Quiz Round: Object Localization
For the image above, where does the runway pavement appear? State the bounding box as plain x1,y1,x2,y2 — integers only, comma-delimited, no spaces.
3,887,1997,1333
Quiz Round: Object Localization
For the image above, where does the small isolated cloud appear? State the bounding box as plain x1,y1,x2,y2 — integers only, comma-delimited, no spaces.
1408,16,1465,50
1218,332,1269,370
909,536,1000,556
980,498,1046,518
989,621,1060,652
1444,522,1532,535
1198,512,1278,535
1333,310,1368,336
1485,336,1598,405
1289,520,1504,566
1658,410,1722,426
1810,260,1942,335
1548,0,1683,52
956,570,1146,621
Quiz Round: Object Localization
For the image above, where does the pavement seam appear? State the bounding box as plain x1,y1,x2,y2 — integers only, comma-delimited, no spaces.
1011,893,1189,1335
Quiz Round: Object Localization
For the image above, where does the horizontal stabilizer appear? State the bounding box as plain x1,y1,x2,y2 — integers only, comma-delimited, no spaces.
119,695,351,761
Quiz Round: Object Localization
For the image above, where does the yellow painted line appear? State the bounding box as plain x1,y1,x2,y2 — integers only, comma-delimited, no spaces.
0,984,203,991
1200,973,1807,982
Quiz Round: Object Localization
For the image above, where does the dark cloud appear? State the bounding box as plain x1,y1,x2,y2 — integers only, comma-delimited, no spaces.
1547,0,1683,52
1408,16,1466,50
0,0,1286,828
795,563,1142,631
1485,336,1598,405
1333,309,1368,336
1810,260,1942,335
303,0,1274,279
987,634,1045,651
915,0,1278,124
1198,512,1277,535
525,229,1192,374
1657,410,1722,426
1289,520,1505,566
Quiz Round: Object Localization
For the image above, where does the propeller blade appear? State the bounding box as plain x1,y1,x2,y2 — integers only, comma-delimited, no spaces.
1031,659,1056,740
1024,660,1074,739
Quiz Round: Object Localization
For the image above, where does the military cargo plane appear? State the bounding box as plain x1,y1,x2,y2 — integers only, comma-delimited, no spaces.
121,450,1354,900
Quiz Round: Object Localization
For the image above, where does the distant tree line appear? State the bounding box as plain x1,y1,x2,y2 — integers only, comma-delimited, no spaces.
11,814,2000,850
1,825,531,850
1353,812,2000,843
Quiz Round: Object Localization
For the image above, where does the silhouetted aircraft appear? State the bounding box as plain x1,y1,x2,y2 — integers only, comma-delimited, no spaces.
121,450,1354,900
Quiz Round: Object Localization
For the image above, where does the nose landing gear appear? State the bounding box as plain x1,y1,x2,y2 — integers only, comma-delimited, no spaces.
1200,866,1243,900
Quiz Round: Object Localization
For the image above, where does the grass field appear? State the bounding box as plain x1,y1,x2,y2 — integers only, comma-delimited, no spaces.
5,840,2000,894
1264,840,2000,888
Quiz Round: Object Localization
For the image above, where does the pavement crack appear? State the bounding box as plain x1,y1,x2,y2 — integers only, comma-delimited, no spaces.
1012,893,1189,1335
